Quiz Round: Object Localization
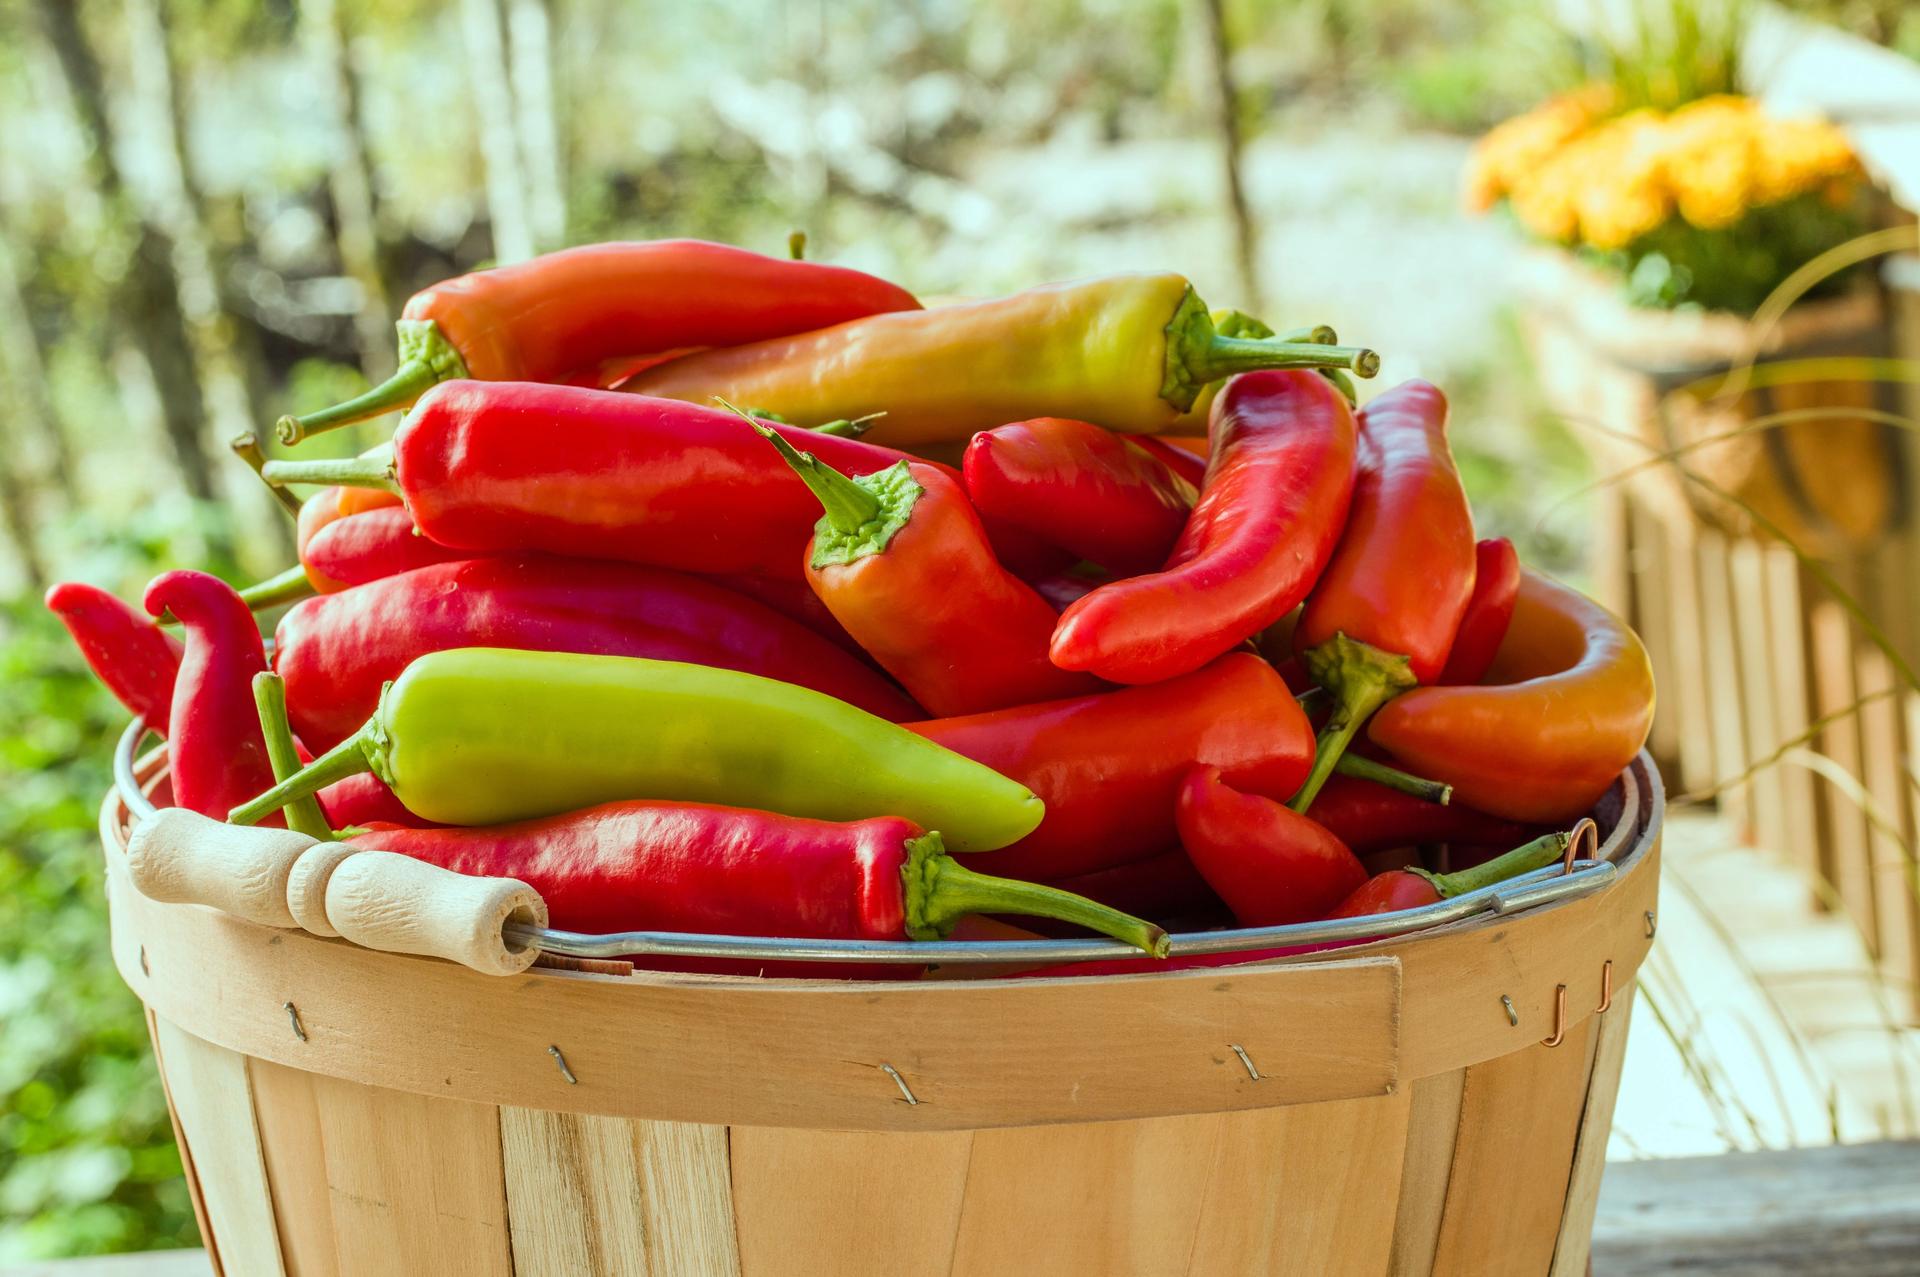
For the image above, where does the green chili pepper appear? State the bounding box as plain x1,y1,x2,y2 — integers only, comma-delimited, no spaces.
228,648,1044,851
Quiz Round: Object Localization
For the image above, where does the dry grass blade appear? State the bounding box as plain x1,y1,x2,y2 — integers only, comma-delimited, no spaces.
1673,687,1898,804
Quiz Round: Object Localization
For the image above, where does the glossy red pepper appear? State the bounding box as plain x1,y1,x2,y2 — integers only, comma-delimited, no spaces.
1306,774,1538,856
1042,849,1220,923
273,555,919,750
1440,538,1521,685
1051,370,1358,684
141,571,275,819
760,427,1101,716
1130,435,1209,489
316,772,443,830
277,240,920,442
45,583,184,735
962,418,1195,575
345,802,1168,973
1289,380,1477,811
1330,831,1573,916
911,653,1314,880
262,381,941,581
301,505,471,592
1175,766,1366,926
703,571,867,657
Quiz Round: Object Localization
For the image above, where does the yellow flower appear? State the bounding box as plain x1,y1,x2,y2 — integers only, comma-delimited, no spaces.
1464,86,1614,211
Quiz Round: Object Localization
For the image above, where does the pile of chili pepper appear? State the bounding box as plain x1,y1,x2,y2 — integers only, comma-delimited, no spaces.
52,235,1655,979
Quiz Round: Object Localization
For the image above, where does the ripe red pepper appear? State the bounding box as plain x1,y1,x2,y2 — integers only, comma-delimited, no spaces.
704,571,867,657
273,554,919,750
759,427,1101,716
1050,370,1358,684
277,240,920,442
301,504,471,593
45,583,184,735
262,381,939,581
911,653,1314,880
1368,569,1656,823
316,772,443,830
1043,849,1220,922
961,418,1195,575
1305,774,1538,856
141,571,276,820
1175,766,1366,926
1289,380,1477,811
1440,538,1521,685
1330,831,1574,917
345,802,1169,973
1130,435,1208,489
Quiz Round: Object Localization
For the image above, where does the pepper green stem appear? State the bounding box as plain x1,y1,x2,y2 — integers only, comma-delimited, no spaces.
1333,753,1452,805
260,443,399,493
1415,831,1573,899
788,230,807,260
236,564,318,612
901,834,1170,956
275,320,467,445
810,411,884,438
229,717,378,826
253,672,334,841
230,432,305,517
1289,632,1419,815
754,424,881,528
1163,289,1378,411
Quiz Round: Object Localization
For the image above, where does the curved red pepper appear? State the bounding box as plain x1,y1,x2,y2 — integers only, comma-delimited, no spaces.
1288,379,1477,810
1440,538,1521,685
45,583,184,735
962,418,1195,575
1306,775,1538,856
273,554,919,749
345,801,1167,973
1130,435,1209,489
1175,766,1366,925
762,429,1101,716
301,505,471,592
265,382,944,581
1050,370,1358,684
142,571,275,819
911,653,1314,880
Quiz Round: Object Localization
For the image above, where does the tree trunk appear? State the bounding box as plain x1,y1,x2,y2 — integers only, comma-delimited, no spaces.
32,0,219,501
302,0,395,380
0,420,48,590
461,0,533,265
507,0,566,252
0,235,76,498
1196,0,1263,314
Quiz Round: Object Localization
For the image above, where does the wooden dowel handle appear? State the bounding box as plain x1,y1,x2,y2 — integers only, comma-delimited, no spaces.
285,843,362,937
323,850,548,976
123,808,316,929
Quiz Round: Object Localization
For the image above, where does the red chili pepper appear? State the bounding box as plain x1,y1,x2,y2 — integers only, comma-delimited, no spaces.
1367,569,1655,823
961,418,1195,575
1175,766,1366,925
316,772,443,830
141,571,276,820
1042,849,1220,922
301,504,471,592
273,555,919,750
277,240,920,443
911,653,1314,880
1330,831,1573,917
1130,435,1209,489
1288,379,1477,811
1306,774,1538,856
703,571,867,657
1439,538,1521,685
1050,370,1358,684
45,583,184,735
262,382,940,581
345,802,1169,972
758,426,1101,716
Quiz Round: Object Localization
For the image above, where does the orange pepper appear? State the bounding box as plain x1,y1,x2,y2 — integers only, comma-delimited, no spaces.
1366,568,1654,823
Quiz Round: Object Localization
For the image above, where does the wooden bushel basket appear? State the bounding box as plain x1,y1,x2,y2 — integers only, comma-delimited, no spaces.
101,756,1662,1277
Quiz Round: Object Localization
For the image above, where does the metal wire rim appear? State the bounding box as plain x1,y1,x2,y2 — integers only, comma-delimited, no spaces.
112,717,1652,966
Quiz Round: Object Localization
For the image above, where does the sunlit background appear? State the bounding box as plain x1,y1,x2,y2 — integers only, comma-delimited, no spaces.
3,0,1919,1261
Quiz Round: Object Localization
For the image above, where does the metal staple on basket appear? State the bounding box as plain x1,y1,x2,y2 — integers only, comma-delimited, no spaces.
111,717,1648,968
